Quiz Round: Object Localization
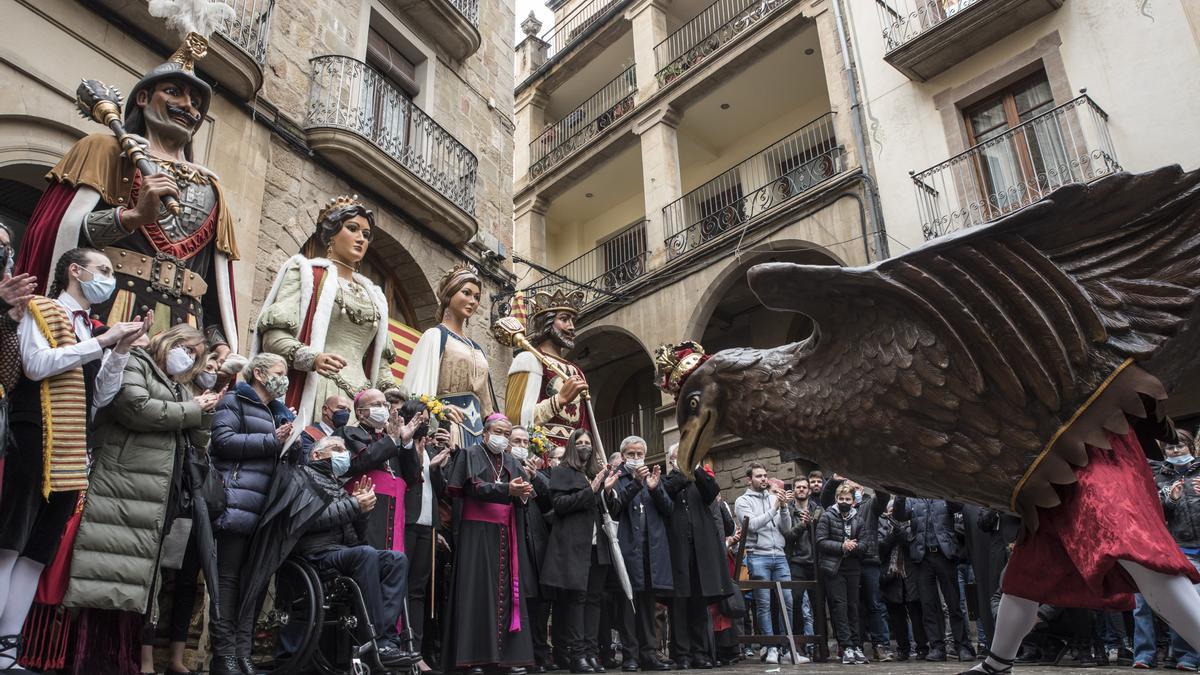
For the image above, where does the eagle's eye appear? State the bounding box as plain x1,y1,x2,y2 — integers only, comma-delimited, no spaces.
686,392,701,412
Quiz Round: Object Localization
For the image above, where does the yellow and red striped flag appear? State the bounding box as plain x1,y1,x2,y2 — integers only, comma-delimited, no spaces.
509,290,529,329
388,318,422,386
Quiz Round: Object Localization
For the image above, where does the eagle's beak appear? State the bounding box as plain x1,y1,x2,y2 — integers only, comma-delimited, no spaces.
678,404,718,480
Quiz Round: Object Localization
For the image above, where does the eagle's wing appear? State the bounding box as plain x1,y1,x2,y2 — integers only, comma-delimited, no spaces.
745,166,1200,516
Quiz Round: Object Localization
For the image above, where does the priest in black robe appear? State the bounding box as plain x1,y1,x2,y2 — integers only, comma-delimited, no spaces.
442,413,536,675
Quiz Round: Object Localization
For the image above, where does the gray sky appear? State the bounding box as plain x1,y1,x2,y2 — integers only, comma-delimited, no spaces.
514,0,555,43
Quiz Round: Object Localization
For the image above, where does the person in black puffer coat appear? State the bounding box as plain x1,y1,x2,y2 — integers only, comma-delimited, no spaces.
208,352,295,674
879,505,928,661
821,477,892,661
295,435,412,665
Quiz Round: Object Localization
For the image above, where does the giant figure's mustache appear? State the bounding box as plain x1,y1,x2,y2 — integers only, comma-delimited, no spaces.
167,105,202,128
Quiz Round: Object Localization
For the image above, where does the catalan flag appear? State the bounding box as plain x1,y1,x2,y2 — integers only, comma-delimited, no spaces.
509,290,529,329
388,318,422,386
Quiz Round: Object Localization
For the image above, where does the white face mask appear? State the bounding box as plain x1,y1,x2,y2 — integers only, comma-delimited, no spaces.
330,450,351,477
165,346,196,376
366,405,389,427
511,445,529,461
625,457,644,469
194,370,217,390
486,434,509,454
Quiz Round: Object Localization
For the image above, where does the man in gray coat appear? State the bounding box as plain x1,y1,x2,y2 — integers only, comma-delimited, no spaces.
735,462,808,664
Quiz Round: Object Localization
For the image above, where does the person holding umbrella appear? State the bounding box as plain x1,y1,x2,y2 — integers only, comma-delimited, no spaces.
60,323,219,673
542,429,622,674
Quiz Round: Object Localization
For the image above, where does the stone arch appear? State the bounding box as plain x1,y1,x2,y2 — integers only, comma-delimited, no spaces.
684,238,846,344
0,116,83,248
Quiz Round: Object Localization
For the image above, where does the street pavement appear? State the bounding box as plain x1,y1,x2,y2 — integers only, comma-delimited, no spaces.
704,659,1142,674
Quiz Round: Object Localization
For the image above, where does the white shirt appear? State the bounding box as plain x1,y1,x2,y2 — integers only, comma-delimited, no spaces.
316,421,333,436
17,292,128,410
417,448,434,527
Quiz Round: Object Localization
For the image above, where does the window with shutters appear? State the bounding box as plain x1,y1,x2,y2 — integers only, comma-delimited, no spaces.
362,17,426,151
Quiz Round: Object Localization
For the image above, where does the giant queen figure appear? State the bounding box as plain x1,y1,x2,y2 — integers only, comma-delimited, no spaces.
15,32,239,359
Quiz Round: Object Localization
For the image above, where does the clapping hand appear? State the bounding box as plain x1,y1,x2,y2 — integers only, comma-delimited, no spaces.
646,465,662,490
604,467,620,490
634,465,650,482
192,387,224,412
353,476,377,512
509,476,534,498
0,273,35,320
430,445,454,469
589,466,609,493
393,410,428,445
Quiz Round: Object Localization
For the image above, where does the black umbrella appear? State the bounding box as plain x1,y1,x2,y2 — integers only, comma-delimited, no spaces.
236,461,330,634
185,444,222,621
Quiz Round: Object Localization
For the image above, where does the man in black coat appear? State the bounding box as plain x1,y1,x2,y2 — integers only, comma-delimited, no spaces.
510,426,555,673
892,497,972,662
784,477,821,642
662,444,732,669
296,436,412,665
613,436,674,672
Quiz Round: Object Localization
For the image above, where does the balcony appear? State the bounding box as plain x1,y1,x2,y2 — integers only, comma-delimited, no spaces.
304,55,478,245
383,0,481,61
90,0,274,99
655,0,795,87
540,0,632,63
875,0,1064,81
530,66,637,180
664,112,844,259
912,94,1119,241
527,218,649,308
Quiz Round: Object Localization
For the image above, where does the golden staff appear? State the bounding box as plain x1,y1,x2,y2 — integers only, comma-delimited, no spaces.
492,316,605,458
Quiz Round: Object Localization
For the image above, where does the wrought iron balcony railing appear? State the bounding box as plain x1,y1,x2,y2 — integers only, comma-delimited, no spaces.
539,0,631,61
529,66,637,179
875,0,983,53
305,55,478,215
448,0,480,26
525,219,649,307
664,112,844,259
655,0,794,86
912,94,1119,241
220,0,275,64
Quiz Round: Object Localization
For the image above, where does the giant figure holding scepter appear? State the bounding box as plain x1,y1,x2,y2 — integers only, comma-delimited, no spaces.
15,1,241,360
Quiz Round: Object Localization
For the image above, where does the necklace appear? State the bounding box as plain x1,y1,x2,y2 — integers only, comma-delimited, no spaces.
486,449,505,482
331,258,358,273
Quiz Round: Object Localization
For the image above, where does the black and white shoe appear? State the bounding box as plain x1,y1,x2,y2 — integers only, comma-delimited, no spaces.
956,650,1014,675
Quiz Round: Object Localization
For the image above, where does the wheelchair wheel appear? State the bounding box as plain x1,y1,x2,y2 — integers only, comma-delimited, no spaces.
250,558,325,674
311,574,393,675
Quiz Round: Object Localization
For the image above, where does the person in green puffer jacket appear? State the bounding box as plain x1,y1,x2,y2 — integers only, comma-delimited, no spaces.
62,323,221,674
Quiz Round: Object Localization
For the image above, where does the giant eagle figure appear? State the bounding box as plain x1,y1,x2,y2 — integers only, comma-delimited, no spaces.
668,166,1200,525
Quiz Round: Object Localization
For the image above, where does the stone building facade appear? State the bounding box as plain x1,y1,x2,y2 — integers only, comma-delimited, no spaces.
509,0,1200,500
0,0,517,385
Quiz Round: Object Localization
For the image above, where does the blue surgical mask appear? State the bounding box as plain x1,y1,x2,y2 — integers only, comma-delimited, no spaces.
1167,454,1194,467
331,409,351,428
193,370,217,390
78,266,116,304
854,489,864,504
330,450,351,477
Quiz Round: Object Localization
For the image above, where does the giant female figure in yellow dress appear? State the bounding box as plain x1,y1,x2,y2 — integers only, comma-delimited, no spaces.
251,195,395,444
403,265,494,446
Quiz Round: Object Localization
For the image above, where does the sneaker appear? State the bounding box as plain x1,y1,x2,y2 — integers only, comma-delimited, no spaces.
874,645,893,662
764,648,779,665
785,651,811,665
1132,661,1153,669
1176,660,1199,671
841,649,855,665
852,647,869,664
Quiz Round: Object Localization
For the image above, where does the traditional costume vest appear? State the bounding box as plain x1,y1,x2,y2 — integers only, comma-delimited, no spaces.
9,296,99,497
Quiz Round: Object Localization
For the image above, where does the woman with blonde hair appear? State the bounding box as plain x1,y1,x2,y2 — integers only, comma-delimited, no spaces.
63,323,222,673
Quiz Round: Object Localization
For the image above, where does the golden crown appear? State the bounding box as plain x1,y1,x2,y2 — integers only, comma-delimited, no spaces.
316,194,364,224
654,340,709,397
528,288,585,320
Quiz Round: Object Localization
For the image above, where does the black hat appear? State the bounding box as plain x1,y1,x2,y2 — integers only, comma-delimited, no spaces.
124,34,213,125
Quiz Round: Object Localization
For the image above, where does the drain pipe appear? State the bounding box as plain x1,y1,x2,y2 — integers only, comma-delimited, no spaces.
829,0,890,261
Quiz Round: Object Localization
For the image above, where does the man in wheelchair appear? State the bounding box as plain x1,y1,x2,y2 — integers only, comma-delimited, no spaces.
297,435,415,666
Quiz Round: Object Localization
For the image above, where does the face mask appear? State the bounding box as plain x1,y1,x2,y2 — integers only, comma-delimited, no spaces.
577,444,593,459
486,434,509,454
165,346,196,375
366,405,389,427
194,371,217,390
854,489,864,504
511,446,529,462
625,458,644,469
1167,454,1194,467
78,267,116,304
837,502,852,514
331,409,351,428
330,450,351,477
264,373,289,400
